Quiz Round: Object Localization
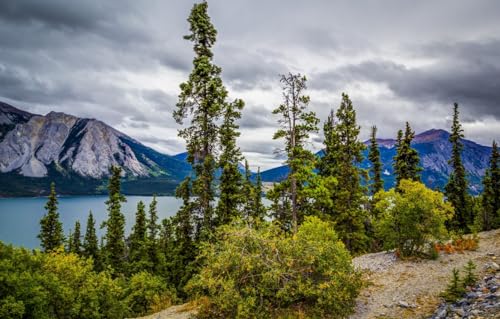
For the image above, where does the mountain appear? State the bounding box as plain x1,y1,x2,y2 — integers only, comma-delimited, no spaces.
260,129,492,194
0,102,191,196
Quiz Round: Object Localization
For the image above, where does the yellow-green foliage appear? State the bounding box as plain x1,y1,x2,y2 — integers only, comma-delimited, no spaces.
374,180,454,258
125,271,178,315
0,242,177,319
187,216,362,319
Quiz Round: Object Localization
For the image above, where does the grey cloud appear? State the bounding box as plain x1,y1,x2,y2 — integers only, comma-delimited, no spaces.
239,105,276,129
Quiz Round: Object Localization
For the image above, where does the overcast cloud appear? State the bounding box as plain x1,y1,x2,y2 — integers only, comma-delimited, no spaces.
0,0,499,169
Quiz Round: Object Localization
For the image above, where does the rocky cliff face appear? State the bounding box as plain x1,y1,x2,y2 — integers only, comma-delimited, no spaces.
0,102,191,195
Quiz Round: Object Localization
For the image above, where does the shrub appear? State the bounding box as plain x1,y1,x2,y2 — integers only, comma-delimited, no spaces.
124,271,178,316
187,216,362,319
374,180,454,258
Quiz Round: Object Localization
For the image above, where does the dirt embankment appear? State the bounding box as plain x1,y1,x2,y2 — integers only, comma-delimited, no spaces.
351,229,500,319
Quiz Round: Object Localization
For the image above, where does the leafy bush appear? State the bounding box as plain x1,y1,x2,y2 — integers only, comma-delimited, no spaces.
374,180,454,258
0,241,181,319
187,216,362,319
125,271,178,316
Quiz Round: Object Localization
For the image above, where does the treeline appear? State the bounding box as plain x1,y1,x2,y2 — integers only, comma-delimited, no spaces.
1,2,500,319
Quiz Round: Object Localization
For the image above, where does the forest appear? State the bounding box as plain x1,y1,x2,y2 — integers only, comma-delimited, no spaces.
1,2,499,319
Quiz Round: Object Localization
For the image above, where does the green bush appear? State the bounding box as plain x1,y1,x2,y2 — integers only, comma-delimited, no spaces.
187,216,362,319
374,180,454,258
125,271,178,316
0,241,183,318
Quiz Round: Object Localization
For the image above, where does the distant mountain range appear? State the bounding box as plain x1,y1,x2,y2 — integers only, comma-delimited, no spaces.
0,101,493,196
259,129,492,194
0,102,191,196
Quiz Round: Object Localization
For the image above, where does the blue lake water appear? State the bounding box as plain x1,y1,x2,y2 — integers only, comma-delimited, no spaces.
0,196,183,249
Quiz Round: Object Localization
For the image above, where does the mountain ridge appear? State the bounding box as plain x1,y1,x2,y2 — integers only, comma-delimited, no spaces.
0,101,494,196
0,102,191,196
260,128,492,194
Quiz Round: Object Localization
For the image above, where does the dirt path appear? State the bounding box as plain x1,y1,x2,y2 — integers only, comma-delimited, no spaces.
350,229,500,319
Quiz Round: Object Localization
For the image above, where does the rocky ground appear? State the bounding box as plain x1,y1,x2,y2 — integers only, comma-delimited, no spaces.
351,229,500,319
134,229,500,319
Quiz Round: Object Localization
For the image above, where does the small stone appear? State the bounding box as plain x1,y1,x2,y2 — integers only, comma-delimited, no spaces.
487,253,495,257
398,300,415,308
453,307,465,316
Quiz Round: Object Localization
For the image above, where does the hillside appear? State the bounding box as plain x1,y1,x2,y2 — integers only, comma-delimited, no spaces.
0,102,191,196
260,129,492,194
134,229,500,319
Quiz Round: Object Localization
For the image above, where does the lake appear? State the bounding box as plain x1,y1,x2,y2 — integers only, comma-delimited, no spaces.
0,196,183,249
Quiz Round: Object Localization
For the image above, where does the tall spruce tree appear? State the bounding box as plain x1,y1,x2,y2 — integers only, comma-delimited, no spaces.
268,73,319,234
252,167,266,222
445,103,470,230
171,177,197,293
318,94,367,253
83,211,100,267
70,220,82,255
174,2,236,238
146,196,162,273
241,160,255,222
482,141,500,230
102,166,127,273
216,99,245,226
368,126,383,195
129,201,148,273
38,182,64,252
394,122,421,186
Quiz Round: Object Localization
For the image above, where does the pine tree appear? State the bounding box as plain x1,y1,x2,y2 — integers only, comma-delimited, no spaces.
252,167,266,222
368,126,383,195
462,260,477,288
216,99,244,226
83,211,100,268
38,182,64,252
394,122,421,186
482,141,500,230
174,2,237,238
445,103,470,230
318,94,368,253
241,160,255,222
129,201,148,274
102,166,127,274
170,177,197,293
70,220,82,255
268,73,319,234
146,195,162,273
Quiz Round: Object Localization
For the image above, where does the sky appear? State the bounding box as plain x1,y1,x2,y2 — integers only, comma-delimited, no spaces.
0,0,499,170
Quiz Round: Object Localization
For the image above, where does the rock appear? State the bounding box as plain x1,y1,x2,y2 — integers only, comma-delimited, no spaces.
397,300,415,308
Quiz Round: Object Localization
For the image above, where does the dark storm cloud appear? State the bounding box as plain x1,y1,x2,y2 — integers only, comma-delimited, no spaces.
0,0,499,165
311,39,500,120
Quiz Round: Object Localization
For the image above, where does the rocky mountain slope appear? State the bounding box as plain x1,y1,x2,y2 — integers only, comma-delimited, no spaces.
0,102,190,196
260,129,493,194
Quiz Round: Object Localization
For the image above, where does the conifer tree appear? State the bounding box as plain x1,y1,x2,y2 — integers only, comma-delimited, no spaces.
394,122,421,186
129,201,148,273
368,126,383,195
241,160,255,222
174,2,237,238
102,166,127,273
70,220,82,255
38,182,64,252
146,196,162,272
170,177,197,292
318,94,367,253
83,211,100,268
482,141,500,230
445,103,470,230
268,73,319,234
252,167,266,222
216,99,245,226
